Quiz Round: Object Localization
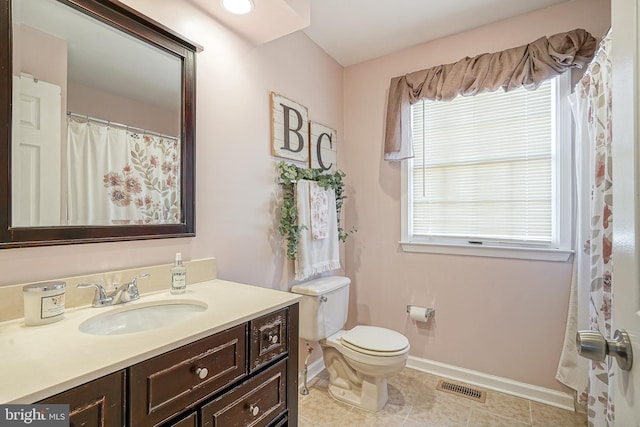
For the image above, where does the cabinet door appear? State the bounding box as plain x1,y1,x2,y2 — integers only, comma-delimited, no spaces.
38,370,125,427
201,359,286,427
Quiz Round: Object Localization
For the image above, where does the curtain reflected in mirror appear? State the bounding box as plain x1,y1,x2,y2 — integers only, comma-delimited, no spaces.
11,0,182,228
67,115,181,225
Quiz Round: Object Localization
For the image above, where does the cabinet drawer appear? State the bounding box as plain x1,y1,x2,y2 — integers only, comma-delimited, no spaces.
130,324,247,427
250,308,288,372
39,370,125,427
167,412,197,427
200,359,287,427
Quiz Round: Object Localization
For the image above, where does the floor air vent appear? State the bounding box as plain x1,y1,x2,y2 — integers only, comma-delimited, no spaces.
436,380,487,403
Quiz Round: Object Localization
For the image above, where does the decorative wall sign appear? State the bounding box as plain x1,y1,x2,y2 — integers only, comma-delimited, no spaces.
271,92,308,163
310,121,337,172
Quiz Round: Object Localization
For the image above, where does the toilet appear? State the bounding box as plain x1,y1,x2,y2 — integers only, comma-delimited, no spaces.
291,276,410,412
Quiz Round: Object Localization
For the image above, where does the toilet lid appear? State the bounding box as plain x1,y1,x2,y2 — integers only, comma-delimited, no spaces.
341,325,409,354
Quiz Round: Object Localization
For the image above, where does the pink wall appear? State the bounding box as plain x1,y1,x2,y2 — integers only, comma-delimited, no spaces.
16,25,67,95
67,83,179,137
0,1,343,292
342,0,610,391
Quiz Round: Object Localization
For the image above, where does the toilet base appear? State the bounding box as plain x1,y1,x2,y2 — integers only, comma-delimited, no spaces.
327,374,389,412
321,345,404,412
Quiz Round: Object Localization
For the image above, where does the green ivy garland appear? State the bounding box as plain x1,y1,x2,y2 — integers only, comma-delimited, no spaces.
277,161,354,260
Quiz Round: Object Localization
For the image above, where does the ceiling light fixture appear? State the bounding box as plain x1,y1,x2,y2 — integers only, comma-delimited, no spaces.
221,0,254,15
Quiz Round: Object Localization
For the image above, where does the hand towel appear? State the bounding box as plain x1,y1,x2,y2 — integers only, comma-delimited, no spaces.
295,179,341,280
309,181,329,240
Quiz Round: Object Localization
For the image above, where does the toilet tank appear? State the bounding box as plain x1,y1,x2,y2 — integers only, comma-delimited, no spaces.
291,276,350,341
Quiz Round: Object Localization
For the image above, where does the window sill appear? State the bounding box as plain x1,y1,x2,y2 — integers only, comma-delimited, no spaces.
400,241,574,262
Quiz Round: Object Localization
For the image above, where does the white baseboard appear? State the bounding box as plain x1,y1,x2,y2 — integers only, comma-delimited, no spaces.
407,356,575,411
297,354,575,411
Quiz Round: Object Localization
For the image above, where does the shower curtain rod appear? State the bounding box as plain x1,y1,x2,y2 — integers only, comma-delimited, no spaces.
66,111,179,141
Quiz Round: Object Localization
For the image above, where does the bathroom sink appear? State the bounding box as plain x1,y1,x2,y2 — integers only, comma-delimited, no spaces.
78,300,207,335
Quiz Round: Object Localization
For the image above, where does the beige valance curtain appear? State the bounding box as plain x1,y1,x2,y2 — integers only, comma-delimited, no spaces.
384,29,597,161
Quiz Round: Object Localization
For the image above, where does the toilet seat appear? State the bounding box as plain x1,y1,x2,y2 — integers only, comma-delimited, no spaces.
340,325,409,356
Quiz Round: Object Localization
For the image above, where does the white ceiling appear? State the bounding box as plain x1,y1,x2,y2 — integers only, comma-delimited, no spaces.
302,0,572,66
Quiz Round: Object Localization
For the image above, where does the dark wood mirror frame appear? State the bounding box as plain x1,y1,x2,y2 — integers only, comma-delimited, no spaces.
0,0,201,248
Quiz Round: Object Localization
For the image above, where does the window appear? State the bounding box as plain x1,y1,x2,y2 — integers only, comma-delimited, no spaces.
401,74,573,261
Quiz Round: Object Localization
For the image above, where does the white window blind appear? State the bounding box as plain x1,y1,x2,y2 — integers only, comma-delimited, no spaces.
409,78,561,246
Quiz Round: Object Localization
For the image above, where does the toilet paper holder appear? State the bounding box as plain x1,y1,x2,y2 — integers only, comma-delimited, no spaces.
406,305,435,319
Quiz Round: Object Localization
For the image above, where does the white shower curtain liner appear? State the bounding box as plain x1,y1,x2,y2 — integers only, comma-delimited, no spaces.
556,29,614,426
554,66,592,400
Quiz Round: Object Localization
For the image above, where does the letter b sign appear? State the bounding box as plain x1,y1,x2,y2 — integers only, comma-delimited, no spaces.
271,93,309,163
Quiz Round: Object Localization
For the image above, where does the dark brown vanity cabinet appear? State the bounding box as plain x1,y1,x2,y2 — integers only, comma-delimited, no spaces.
38,370,126,427
39,304,299,427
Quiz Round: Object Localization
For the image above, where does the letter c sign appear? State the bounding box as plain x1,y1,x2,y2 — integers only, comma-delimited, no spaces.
310,122,337,172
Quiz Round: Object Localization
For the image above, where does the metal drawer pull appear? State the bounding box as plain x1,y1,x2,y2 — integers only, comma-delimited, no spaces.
249,404,260,416
195,367,209,379
270,334,278,344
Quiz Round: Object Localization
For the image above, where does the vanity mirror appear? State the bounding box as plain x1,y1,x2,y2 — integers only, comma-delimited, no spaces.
0,0,200,248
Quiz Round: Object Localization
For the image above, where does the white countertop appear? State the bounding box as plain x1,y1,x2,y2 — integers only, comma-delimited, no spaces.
0,280,301,403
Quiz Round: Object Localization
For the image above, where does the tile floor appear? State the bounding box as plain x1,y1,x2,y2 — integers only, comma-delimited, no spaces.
298,368,587,427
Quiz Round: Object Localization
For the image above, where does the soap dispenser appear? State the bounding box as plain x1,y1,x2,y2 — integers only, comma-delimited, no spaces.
170,252,187,294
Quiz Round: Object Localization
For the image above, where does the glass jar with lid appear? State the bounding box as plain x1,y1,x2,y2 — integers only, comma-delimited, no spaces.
23,281,66,326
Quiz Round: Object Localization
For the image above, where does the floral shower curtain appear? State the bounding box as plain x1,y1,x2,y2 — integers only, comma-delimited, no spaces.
556,30,613,426
67,117,181,225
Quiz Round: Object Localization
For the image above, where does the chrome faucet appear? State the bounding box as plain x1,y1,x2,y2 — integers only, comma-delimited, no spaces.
78,273,150,307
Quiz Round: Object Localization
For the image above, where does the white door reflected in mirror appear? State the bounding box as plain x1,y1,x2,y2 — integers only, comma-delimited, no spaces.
12,74,61,227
